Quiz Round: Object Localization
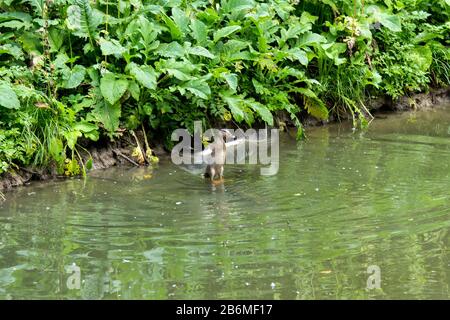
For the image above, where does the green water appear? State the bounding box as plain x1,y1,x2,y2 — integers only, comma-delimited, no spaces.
1,105,450,300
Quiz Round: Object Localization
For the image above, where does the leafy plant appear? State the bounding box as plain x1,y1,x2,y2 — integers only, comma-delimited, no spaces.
0,0,449,177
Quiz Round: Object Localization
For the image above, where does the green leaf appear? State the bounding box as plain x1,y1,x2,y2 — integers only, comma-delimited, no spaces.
287,48,309,66
84,130,99,141
295,87,328,120
155,41,185,58
160,12,183,40
222,0,254,13
214,25,241,42
246,100,273,125
279,23,311,46
221,93,244,122
74,121,99,141
128,62,157,90
222,73,238,92
378,12,401,32
18,32,40,54
67,0,102,43
298,32,326,47
409,46,432,72
0,44,23,60
48,27,65,52
305,98,328,120
366,5,401,32
187,46,215,59
0,20,28,30
299,11,318,25
63,65,86,89
100,73,129,105
49,137,64,164
99,38,126,57
64,130,82,150
128,81,141,101
190,18,208,45
159,59,195,81
413,31,442,44
178,79,211,99
85,158,93,170
24,0,44,16
92,101,121,135
0,83,20,109
171,7,189,34
166,69,192,81
74,121,97,133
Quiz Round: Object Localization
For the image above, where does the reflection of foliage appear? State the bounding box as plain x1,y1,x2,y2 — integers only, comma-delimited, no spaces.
1,108,450,299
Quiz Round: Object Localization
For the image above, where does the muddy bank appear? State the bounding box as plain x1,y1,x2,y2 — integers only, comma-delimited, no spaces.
302,87,450,127
0,135,167,191
1,87,449,192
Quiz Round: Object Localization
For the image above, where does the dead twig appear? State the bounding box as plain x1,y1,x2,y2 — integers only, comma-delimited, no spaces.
112,150,140,167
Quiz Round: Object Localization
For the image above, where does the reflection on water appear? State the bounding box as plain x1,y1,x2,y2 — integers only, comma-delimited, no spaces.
0,105,449,299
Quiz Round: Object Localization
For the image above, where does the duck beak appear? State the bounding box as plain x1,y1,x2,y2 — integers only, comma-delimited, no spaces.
220,129,236,140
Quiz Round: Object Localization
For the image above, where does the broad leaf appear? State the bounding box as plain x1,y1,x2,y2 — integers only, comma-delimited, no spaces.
171,7,189,34
287,48,309,66
99,38,126,57
366,5,401,32
222,73,238,92
92,101,121,135
246,100,274,125
128,62,157,90
298,32,326,47
187,46,215,59
155,41,185,58
0,83,20,109
160,12,183,40
67,0,102,43
64,130,82,150
100,73,128,105
178,79,211,99
214,25,241,42
63,65,86,89
221,93,244,122
190,18,208,45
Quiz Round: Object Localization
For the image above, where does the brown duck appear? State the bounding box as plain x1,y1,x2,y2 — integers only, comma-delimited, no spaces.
204,129,234,182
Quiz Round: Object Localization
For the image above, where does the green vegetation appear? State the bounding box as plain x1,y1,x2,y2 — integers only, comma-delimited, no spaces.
0,0,449,176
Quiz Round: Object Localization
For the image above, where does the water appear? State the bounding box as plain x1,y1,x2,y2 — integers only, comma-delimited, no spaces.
1,105,449,299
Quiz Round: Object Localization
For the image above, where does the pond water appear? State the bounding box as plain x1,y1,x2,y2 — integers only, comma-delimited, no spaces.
1,104,450,299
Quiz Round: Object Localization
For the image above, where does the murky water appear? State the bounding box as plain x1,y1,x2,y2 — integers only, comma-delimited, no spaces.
1,105,450,299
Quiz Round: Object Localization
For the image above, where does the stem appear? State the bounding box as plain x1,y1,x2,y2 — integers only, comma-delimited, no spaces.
42,0,53,99
142,124,151,154
131,130,147,165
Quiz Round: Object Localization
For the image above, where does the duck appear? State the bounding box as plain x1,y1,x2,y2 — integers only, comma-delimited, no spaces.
204,129,235,182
